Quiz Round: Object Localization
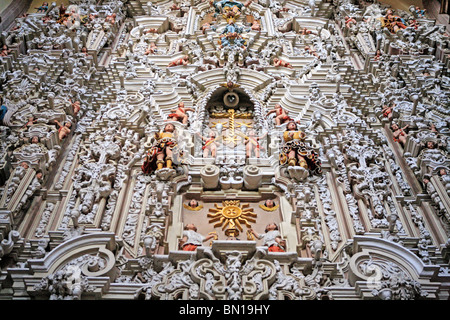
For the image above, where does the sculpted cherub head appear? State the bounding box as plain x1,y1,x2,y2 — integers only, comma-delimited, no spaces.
164,123,175,133
286,120,298,131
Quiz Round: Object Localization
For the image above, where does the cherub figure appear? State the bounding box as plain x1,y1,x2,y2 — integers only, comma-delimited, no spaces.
374,49,382,61
430,123,438,133
70,98,81,116
167,101,194,125
390,123,409,145
259,199,279,211
189,199,199,208
249,223,286,252
20,162,29,169
273,57,292,68
53,120,72,140
105,13,116,24
36,2,49,13
35,169,43,181
144,42,157,55
168,55,189,67
415,6,426,18
31,135,40,144
264,199,275,208
80,46,88,57
183,199,204,211
345,16,356,28
381,103,393,120
266,103,291,126
22,116,37,130
245,129,266,158
197,130,219,158
301,27,312,35
251,20,261,31
425,140,436,149
179,224,216,251
408,19,418,30
304,45,319,58
202,22,211,34
0,45,11,57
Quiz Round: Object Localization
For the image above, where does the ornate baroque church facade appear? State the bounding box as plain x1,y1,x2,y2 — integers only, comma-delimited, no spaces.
0,0,449,300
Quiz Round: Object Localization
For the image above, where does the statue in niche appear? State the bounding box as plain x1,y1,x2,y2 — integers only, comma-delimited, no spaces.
167,101,194,125
179,224,217,251
196,130,219,158
266,104,291,126
249,223,286,252
183,199,204,211
259,199,279,211
142,123,180,173
280,120,321,173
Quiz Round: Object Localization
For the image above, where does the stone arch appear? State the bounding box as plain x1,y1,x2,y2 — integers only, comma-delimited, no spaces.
348,236,441,299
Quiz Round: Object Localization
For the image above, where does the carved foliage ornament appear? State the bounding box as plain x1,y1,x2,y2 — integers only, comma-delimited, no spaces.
359,256,428,300
135,247,321,300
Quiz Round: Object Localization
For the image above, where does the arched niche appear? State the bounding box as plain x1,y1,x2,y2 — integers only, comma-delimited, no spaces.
194,85,269,161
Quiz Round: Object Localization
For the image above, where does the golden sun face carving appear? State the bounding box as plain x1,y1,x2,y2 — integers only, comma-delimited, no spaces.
207,200,257,236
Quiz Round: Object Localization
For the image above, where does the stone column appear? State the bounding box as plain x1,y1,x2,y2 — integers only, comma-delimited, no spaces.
200,165,220,189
